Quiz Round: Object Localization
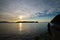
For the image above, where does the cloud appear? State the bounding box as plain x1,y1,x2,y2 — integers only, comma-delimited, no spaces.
0,0,60,21
47,7,60,14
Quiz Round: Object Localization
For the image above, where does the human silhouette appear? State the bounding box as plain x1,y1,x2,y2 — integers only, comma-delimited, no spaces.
47,23,51,35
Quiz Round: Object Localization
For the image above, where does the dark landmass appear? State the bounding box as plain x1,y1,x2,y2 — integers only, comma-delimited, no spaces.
0,21,15,23
51,14,60,24
0,21,38,23
0,21,10,23
16,21,38,23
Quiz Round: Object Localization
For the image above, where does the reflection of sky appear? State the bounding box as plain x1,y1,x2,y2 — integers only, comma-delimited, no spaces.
0,0,60,22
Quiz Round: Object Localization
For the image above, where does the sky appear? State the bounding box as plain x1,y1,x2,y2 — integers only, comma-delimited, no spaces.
0,0,60,22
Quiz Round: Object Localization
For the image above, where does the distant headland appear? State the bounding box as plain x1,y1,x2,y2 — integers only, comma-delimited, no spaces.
16,21,38,23
0,21,38,23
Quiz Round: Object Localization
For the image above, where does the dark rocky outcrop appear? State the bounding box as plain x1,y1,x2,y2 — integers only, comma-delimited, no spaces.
50,14,60,24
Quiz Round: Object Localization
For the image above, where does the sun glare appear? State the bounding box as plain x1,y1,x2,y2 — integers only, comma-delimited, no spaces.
18,16,23,19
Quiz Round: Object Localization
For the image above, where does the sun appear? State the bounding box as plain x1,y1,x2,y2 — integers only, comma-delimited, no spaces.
18,15,28,19
18,16,23,19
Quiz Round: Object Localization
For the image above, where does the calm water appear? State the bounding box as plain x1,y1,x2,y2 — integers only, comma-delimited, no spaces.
0,22,48,40
0,23,47,40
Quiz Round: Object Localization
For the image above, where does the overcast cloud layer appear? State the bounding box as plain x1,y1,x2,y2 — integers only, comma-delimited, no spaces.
0,0,60,21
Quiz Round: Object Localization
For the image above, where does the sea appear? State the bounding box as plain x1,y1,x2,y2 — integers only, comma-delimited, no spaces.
0,22,48,40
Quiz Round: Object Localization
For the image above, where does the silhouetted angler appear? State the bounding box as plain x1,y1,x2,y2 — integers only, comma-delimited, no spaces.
48,23,51,34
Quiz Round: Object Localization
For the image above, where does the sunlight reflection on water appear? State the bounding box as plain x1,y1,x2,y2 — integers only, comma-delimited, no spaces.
19,23,23,32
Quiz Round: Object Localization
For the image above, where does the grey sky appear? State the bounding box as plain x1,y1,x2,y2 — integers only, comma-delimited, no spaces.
0,0,60,21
